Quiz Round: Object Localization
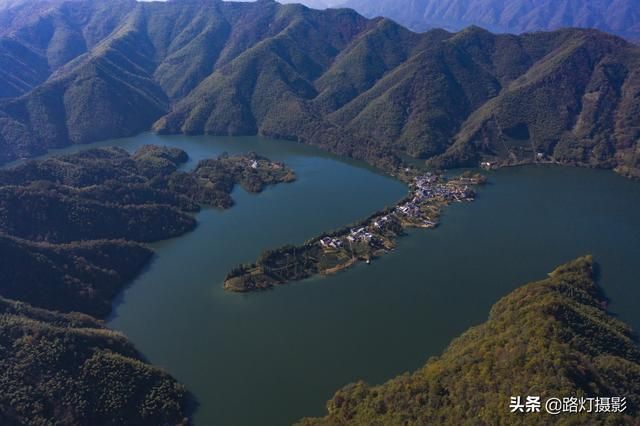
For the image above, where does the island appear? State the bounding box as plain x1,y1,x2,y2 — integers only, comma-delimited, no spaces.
0,145,295,425
298,256,640,425
224,170,486,292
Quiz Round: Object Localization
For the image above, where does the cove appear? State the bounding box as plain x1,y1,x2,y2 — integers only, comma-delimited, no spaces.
67,134,639,426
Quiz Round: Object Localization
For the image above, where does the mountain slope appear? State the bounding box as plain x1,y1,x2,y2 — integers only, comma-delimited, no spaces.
0,0,639,177
158,20,640,176
426,28,640,176
0,296,188,426
299,256,640,425
0,0,136,98
0,144,295,422
338,0,640,40
0,235,152,318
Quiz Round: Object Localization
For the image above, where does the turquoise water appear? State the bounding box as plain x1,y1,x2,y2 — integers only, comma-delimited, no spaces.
56,134,640,426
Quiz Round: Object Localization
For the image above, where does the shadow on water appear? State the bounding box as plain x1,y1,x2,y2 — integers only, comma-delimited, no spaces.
184,391,201,426
106,253,161,324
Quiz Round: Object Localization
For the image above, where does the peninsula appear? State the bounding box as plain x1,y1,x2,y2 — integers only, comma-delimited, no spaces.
224,170,486,292
0,145,294,425
298,256,640,425
0,145,295,315
0,0,638,424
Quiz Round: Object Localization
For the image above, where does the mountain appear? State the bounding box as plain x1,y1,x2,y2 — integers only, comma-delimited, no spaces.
0,0,639,177
0,145,294,423
0,235,153,317
278,0,339,8
0,296,188,426
298,0,640,41
298,256,640,425
0,0,136,98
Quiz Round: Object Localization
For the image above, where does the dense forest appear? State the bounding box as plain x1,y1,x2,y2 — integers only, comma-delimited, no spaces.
299,256,640,425
0,297,188,425
0,145,294,316
0,0,638,177
0,145,294,424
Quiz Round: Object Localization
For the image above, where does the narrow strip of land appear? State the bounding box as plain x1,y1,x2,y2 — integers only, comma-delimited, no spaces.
223,170,487,292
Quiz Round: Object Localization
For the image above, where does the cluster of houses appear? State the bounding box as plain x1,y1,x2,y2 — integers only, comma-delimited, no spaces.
318,227,375,251
394,173,474,226
319,236,344,249
318,173,476,252
397,203,421,217
480,161,496,170
413,173,473,203
394,200,437,227
347,227,374,243
373,215,391,229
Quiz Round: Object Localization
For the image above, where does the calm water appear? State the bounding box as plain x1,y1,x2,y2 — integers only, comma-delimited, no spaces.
53,134,639,426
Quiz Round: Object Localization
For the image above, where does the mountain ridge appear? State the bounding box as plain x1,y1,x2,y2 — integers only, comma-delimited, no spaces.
0,0,638,177
291,0,640,41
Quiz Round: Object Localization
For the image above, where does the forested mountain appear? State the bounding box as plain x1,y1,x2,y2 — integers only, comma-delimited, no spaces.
337,0,640,40
0,144,293,315
0,145,294,423
1,0,638,177
299,256,640,425
0,235,153,317
0,0,136,97
0,296,188,426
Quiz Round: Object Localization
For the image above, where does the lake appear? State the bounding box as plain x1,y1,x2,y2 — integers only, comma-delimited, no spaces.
62,134,639,425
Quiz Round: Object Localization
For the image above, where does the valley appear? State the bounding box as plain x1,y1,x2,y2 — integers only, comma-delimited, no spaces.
0,132,638,425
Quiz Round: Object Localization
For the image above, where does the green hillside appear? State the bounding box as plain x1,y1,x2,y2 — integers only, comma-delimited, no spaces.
0,144,294,316
0,0,136,98
0,144,295,423
299,256,640,425
0,0,638,177
0,235,152,318
0,296,188,426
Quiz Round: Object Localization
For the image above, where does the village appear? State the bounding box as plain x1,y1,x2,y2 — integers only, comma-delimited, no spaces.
225,173,485,292
319,172,478,251
223,170,486,292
